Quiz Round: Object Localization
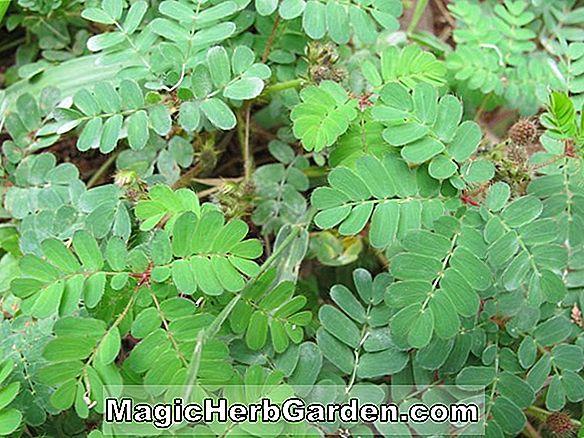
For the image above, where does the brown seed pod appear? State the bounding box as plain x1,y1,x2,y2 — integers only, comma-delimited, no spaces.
508,118,538,146
546,412,576,437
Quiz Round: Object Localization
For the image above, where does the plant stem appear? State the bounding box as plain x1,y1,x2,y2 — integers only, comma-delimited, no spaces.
262,15,281,63
522,421,541,438
525,405,582,427
240,105,253,182
202,224,303,341
0,37,25,55
87,150,120,188
262,79,304,96
182,330,204,402
407,0,430,34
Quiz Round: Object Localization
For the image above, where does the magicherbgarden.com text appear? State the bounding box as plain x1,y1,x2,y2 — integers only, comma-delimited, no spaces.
105,397,481,429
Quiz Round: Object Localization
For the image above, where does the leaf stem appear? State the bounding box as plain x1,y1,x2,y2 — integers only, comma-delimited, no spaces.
237,105,253,182
87,149,120,188
522,421,542,438
262,15,281,63
407,0,430,34
262,79,304,96
182,330,204,402
525,405,582,427
202,223,304,341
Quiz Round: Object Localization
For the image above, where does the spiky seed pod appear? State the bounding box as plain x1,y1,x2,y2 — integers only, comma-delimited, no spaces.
506,142,528,165
509,119,537,146
309,65,346,84
546,412,575,437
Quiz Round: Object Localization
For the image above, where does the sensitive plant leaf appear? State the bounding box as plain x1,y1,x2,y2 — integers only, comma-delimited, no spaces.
291,81,358,152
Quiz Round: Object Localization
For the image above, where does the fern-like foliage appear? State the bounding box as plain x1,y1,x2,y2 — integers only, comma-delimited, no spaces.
311,152,451,250
372,82,492,184
291,74,491,188
291,80,358,152
317,268,408,378
361,45,447,90
3,153,129,255
0,358,22,435
230,269,311,353
253,138,309,235
446,0,583,114
255,0,402,44
387,216,489,349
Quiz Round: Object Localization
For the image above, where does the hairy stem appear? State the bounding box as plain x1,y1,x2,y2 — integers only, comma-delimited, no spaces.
262,15,281,63
407,0,430,34
525,405,582,427
87,150,120,188
238,105,253,182
263,79,304,96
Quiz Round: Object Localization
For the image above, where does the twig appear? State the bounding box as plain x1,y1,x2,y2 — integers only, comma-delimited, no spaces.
172,162,203,189
262,15,281,63
0,37,25,55
526,405,582,427
192,177,243,186
251,124,278,140
432,0,455,27
196,186,221,199
475,93,493,122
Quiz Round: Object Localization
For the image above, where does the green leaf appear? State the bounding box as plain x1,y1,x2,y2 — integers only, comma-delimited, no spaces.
552,345,584,371
126,110,149,150
179,102,200,132
96,327,121,365
498,372,535,408
291,81,358,152
303,1,326,39
32,280,64,318
73,230,104,271
207,46,231,88
280,0,306,19
491,397,526,434
201,98,237,130
42,238,80,273
319,304,361,348
256,0,278,15
316,328,354,374
151,18,190,42
84,272,106,308
448,121,482,162
124,1,148,34
100,114,123,153
518,336,537,369
148,104,172,136
546,375,566,411
0,409,23,436
246,311,268,350
0,381,20,411
224,77,264,100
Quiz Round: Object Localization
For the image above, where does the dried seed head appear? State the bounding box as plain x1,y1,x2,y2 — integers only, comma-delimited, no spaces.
546,412,576,437
509,119,537,146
